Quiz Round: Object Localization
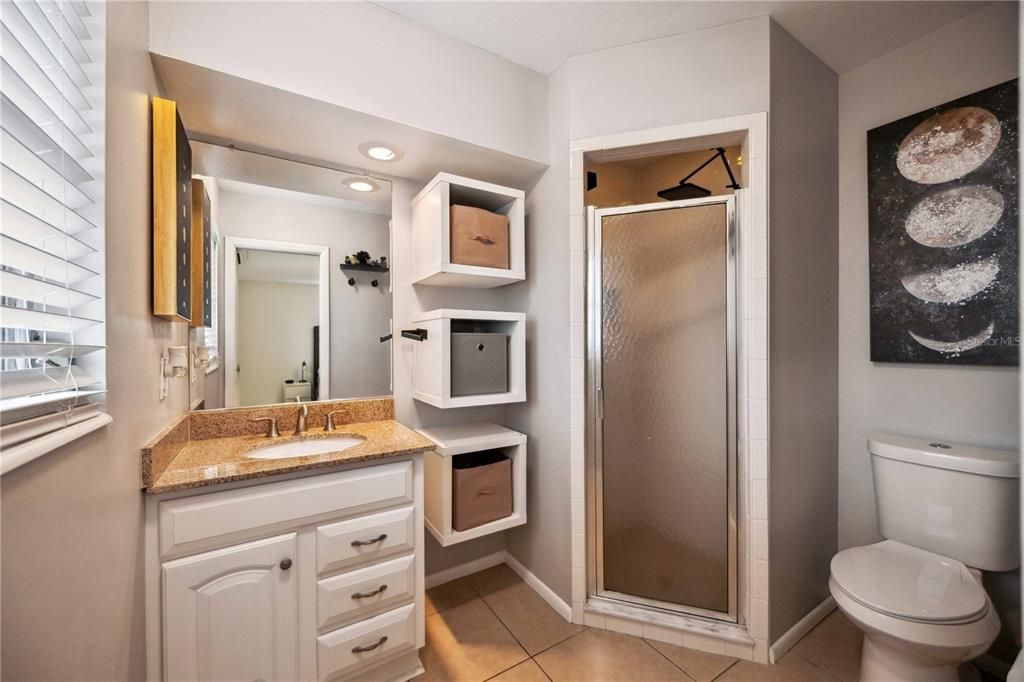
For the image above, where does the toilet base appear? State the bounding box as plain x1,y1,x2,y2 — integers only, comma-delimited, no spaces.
861,633,959,682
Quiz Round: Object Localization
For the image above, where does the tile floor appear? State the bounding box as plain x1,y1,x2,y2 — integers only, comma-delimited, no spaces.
415,564,863,682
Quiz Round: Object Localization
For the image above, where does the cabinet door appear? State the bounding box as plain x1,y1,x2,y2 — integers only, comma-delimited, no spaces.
163,533,298,681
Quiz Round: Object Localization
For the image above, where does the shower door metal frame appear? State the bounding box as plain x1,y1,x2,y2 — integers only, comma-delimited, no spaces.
586,196,739,623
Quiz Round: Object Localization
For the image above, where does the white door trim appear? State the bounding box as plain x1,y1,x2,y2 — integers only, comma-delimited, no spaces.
224,236,331,407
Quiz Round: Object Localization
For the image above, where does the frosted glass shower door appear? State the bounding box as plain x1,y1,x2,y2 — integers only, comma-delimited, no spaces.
592,198,736,620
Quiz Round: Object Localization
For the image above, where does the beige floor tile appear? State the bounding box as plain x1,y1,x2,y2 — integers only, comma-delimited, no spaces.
535,628,692,682
467,564,523,596
416,599,529,682
788,610,863,682
646,640,737,682
483,581,585,655
489,659,552,682
715,655,840,682
426,577,480,616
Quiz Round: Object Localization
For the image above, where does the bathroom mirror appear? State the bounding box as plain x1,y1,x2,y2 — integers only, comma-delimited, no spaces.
187,142,392,411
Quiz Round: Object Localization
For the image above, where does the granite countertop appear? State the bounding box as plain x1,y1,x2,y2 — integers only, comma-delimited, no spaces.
145,419,434,494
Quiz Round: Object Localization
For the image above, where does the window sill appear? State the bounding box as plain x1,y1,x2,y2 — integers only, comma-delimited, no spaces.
1,413,113,475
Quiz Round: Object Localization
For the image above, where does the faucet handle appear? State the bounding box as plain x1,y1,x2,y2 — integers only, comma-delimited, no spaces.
324,410,345,432
250,417,280,438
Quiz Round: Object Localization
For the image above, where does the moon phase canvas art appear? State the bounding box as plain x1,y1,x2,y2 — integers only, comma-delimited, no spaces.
868,79,1018,366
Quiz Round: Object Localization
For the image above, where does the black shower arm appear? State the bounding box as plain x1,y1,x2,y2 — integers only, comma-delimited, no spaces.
678,147,741,191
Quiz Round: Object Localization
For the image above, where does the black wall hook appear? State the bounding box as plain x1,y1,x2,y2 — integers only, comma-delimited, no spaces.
401,329,428,342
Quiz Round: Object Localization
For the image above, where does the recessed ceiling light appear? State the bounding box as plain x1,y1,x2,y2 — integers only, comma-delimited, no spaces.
344,177,379,193
367,146,395,161
358,141,403,162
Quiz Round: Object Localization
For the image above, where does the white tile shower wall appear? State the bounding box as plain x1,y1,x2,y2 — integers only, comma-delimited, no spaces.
569,113,769,664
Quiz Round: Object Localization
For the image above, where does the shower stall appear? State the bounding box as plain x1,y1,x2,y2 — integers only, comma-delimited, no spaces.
587,196,737,622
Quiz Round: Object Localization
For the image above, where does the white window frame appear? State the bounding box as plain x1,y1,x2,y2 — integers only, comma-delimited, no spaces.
0,0,110,474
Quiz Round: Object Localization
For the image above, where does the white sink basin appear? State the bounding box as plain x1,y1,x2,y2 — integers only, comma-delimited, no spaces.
247,436,365,460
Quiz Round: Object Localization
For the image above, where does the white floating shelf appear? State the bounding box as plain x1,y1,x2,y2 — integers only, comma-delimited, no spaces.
410,309,526,409
411,173,525,288
419,423,527,547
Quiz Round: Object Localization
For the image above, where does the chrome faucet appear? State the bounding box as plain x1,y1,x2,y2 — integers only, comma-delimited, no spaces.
294,397,308,435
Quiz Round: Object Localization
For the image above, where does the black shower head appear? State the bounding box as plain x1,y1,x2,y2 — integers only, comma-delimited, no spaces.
657,147,740,202
656,182,712,201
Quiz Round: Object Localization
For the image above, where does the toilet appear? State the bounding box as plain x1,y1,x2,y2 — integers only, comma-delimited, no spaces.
830,433,1019,682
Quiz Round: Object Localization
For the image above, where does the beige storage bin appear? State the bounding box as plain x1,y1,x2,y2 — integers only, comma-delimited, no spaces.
450,205,510,270
452,450,513,531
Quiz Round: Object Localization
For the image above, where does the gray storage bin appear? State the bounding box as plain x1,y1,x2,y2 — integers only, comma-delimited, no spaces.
451,332,508,396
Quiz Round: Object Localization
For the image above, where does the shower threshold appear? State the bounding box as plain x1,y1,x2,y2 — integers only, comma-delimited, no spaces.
585,594,753,647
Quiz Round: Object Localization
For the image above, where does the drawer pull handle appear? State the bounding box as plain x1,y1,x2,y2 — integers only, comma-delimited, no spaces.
352,636,388,654
351,533,388,547
471,234,496,245
351,584,388,600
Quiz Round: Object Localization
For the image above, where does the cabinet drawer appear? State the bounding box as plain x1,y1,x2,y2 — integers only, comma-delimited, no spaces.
317,506,415,575
317,554,416,631
159,461,413,557
317,603,416,681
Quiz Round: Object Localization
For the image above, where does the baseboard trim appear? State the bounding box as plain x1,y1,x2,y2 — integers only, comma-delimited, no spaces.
425,551,506,589
424,550,574,623
504,552,574,622
769,596,836,663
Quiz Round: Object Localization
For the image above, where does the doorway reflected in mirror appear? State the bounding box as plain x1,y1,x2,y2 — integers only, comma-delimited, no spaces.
187,143,392,411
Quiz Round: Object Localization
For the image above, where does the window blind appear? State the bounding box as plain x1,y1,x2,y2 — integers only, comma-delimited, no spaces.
204,229,219,362
0,0,107,454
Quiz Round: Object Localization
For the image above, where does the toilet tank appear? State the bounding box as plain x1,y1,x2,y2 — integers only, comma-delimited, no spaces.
869,433,1020,571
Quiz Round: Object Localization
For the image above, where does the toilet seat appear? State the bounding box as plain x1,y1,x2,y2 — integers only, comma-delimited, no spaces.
830,540,988,624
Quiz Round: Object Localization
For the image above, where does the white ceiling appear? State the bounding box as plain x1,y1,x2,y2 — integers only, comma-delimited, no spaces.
375,1,987,75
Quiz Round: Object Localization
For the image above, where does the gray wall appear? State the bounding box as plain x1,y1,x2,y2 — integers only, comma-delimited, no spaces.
0,3,188,678
503,63,574,599
837,4,1020,657
767,21,839,643
505,17,773,604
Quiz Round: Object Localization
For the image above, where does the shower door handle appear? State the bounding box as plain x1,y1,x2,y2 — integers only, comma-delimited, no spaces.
596,387,604,420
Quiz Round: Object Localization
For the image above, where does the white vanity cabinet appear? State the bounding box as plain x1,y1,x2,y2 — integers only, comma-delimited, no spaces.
163,533,300,681
146,457,426,682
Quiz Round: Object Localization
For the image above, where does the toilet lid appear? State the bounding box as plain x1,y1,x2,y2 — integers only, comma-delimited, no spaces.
831,541,987,623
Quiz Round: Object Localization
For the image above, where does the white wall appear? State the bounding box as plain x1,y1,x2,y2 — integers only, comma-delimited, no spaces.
216,189,392,401
837,1,1019,549
505,17,773,604
563,18,770,139
237,280,318,406
837,1,1020,655
148,1,548,164
1,3,188,677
